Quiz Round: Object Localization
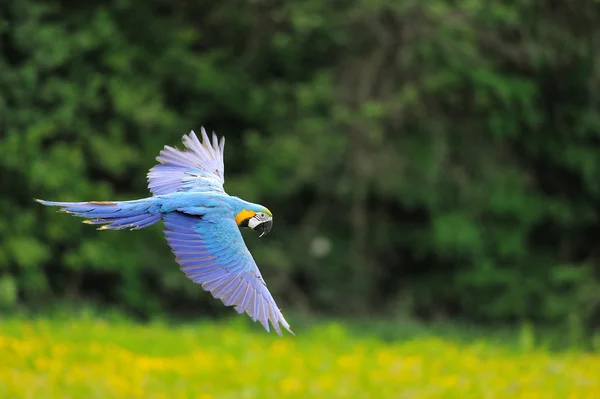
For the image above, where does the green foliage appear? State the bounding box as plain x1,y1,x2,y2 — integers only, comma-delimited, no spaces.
1,0,599,329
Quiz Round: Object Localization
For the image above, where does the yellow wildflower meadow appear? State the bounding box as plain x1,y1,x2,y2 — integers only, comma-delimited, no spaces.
0,317,598,399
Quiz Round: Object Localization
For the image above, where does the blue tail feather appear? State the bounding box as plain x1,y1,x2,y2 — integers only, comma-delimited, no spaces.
35,198,162,230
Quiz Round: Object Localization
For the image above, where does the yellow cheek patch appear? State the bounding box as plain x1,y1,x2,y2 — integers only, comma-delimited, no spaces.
236,209,256,225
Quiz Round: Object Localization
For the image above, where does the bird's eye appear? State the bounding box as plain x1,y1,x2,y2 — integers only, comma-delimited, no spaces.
255,212,268,220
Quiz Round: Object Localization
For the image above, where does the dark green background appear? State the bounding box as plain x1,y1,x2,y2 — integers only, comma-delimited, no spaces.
1,0,599,331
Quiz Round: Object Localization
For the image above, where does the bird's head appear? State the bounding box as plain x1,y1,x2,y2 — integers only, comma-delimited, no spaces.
235,206,273,237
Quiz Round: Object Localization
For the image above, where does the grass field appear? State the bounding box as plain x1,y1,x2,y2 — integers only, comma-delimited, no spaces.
0,315,598,399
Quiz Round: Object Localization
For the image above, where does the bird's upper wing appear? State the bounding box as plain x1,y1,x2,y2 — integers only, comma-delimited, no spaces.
162,211,293,336
147,128,226,195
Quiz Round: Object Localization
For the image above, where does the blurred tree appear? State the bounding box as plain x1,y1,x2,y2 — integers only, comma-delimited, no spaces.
1,0,599,328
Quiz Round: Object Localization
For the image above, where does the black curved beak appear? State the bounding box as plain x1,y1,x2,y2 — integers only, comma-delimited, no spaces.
257,219,273,238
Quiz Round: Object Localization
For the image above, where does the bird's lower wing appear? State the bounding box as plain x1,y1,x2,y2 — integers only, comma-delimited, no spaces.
162,211,293,336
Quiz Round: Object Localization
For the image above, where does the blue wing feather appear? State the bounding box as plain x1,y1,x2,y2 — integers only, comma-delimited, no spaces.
147,128,226,195
162,212,293,336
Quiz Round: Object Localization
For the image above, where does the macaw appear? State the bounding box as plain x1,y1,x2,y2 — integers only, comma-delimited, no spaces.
36,128,293,336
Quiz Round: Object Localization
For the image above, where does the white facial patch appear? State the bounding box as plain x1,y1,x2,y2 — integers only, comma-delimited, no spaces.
248,212,271,229
248,217,261,229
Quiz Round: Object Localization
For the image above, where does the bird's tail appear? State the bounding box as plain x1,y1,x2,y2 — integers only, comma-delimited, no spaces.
35,197,162,230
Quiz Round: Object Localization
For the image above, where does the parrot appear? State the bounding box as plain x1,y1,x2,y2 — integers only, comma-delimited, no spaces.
36,128,293,336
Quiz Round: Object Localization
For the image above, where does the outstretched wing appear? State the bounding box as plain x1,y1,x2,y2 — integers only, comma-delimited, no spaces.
162,211,293,336
147,128,226,195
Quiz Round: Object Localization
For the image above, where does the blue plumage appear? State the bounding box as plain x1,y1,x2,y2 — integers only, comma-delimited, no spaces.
36,128,292,336
34,198,163,230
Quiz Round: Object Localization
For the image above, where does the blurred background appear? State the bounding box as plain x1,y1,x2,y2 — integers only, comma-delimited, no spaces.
1,1,600,398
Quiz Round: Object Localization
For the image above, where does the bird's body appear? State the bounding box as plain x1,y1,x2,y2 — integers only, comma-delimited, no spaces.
36,129,292,336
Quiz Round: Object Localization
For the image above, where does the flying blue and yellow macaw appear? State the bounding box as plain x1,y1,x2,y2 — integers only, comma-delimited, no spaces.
36,128,293,336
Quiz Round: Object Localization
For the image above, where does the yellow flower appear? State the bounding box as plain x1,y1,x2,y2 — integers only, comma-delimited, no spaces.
270,340,290,357
336,354,360,372
1,318,600,399
279,376,301,394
